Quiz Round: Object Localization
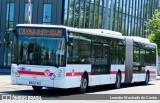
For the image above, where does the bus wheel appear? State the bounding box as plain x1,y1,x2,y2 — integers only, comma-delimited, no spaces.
114,72,121,89
78,74,88,94
32,86,43,92
144,72,149,85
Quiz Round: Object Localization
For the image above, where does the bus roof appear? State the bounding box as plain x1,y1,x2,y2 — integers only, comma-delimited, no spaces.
68,28,122,36
74,29,122,36
67,27,124,39
16,24,67,29
16,24,124,39
16,24,156,46
125,36,156,46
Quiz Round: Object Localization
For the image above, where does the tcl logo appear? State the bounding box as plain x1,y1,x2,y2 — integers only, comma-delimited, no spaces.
44,69,51,76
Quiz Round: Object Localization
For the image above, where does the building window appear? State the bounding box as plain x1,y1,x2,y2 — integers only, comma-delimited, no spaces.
24,3,33,24
43,4,52,24
64,0,69,25
6,3,14,30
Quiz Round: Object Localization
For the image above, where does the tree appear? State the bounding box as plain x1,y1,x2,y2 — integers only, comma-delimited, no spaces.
145,10,160,55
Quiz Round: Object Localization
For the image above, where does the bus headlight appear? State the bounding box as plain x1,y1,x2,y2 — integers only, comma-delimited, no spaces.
50,75,56,80
50,69,64,80
57,70,62,78
11,64,19,76
15,72,19,76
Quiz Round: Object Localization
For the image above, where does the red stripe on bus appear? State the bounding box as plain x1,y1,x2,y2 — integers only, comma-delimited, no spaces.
66,72,91,76
66,73,72,76
88,72,91,75
17,70,54,76
145,71,156,74
110,71,125,74
110,71,117,74
150,71,156,74
121,71,125,74
74,72,83,76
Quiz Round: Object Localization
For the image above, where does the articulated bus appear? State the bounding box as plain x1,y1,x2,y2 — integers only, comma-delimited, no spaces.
11,24,158,93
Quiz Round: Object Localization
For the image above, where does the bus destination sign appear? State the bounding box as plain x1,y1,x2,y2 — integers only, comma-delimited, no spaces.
18,28,63,37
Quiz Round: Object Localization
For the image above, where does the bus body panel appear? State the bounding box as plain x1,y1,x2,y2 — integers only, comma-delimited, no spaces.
15,77,54,87
132,74,146,83
125,38,133,83
11,64,92,89
89,75,115,86
11,24,158,91
11,64,60,87
146,66,157,81
89,75,103,86
131,67,157,83
88,65,125,86
65,64,91,76
64,64,91,88
110,65,125,83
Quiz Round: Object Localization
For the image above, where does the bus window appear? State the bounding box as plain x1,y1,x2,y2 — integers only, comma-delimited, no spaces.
13,35,66,66
133,47,140,66
145,45,156,66
111,39,125,64
140,49,145,66
67,38,90,64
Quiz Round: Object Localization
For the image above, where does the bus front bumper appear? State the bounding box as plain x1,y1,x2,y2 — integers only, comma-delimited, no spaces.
11,76,81,89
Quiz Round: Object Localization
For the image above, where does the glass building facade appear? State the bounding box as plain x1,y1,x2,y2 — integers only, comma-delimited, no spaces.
63,0,160,37
0,0,63,68
0,0,159,68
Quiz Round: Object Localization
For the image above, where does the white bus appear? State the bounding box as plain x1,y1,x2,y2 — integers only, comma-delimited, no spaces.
11,24,158,93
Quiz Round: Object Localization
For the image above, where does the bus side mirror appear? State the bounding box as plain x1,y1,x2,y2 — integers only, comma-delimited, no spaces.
12,30,18,37
68,36,73,46
12,30,16,33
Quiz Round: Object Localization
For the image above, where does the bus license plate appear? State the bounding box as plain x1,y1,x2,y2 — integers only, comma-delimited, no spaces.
29,81,41,85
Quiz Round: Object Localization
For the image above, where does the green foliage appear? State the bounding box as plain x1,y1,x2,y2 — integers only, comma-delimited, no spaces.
145,10,160,55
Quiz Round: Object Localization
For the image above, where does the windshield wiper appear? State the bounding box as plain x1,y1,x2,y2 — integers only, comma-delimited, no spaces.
52,65,59,68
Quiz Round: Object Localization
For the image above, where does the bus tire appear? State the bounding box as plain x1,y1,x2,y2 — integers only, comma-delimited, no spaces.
143,72,150,85
32,86,43,92
114,72,121,89
78,74,88,94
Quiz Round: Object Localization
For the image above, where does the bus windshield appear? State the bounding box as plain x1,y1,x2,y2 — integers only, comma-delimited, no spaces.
12,28,66,67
